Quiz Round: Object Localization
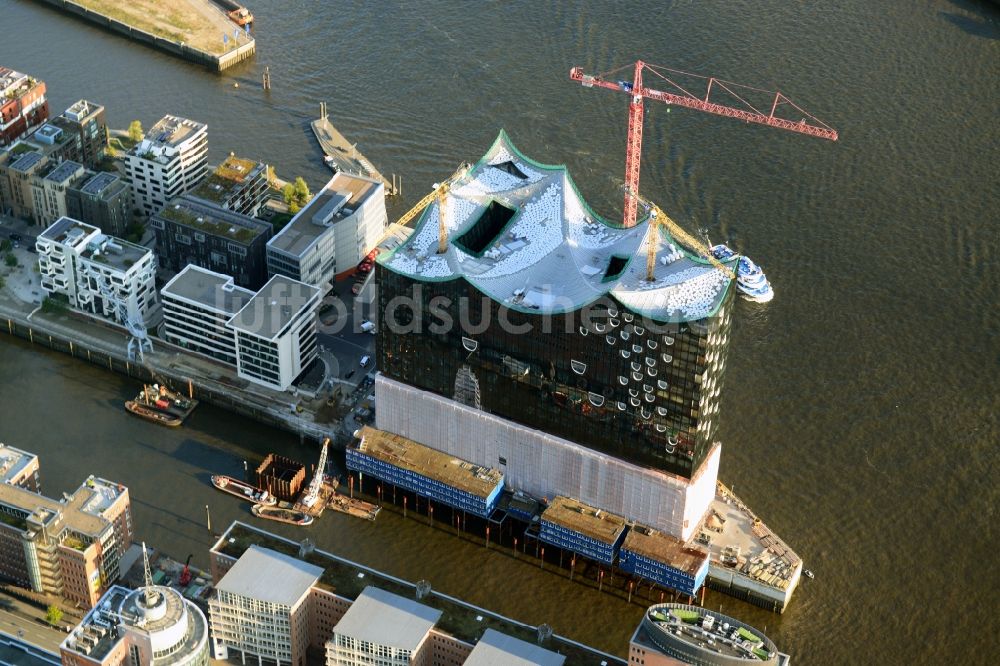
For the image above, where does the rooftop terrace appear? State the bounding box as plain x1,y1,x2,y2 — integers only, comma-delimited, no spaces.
355,426,503,500
268,172,380,257
212,521,625,666
621,525,708,577
541,496,627,545
189,155,264,205
79,233,150,273
39,216,98,245
161,265,254,315
157,195,270,243
0,67,37,98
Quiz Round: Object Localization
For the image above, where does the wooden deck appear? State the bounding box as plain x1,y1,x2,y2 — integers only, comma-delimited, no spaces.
310,115,396,194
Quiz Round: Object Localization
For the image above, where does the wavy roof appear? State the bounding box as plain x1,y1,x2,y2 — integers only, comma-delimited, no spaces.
380,131,735,322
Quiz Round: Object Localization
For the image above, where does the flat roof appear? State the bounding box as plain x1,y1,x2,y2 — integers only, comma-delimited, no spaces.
77,171,121,196
156,195,271,244
267,172,380,257
216,545,322,607
0,481,109,538
0,443,37,486
189,155,264,205
621,526,708,576
541,496,627,545
44,160,82,184
227,274,319,340
142,115,206,149
465,628,566,666
162,265,254,315
62,99,103,122
355,426,503,500
39,216,97,244
9,151,43,173
333,586,441,651
79,234,150,273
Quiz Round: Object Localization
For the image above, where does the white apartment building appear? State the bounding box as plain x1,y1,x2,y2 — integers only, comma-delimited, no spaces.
209,546,322,666
125,115,208,216
326,587,441,666
160,266,319,391
266,172,386,289
36,216,159,325
228,275,320,390
161,265,253,366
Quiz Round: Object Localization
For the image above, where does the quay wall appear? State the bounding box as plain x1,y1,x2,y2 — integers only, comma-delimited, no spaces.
0,312,330,442
28,0,255,72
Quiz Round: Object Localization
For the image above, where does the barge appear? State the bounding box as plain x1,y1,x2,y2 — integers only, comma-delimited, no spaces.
252,504,313,526
125,400,182,427
212,475,276,506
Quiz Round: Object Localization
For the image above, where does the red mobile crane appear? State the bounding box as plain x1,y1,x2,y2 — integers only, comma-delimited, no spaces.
569,61,838,229
179,554,193,587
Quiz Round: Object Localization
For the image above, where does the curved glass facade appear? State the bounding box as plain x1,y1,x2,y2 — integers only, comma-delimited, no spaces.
375,267,734,479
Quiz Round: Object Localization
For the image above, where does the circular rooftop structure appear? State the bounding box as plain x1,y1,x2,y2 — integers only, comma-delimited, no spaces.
638,602,780,665
118,585,209,665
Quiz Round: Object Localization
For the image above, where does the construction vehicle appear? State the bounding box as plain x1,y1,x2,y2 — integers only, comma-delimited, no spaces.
178,554,193,586
393,163,471,253
570,61,837,230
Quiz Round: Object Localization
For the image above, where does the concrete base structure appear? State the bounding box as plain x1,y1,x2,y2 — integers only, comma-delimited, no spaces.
375,374,719,542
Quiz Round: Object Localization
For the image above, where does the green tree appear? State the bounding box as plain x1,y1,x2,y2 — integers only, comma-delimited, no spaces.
45,604,63,626
128,120,144,143
282,183,296,207
0,276,6,290
0,239,10,252
293,176,311,204
4,253,16,268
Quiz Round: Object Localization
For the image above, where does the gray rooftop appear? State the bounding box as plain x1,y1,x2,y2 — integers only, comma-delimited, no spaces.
332,586,441,652
465,629,566,666
9,151,43,172
62,99,103,123
40,216,96,244
161,265,254,315
142,115,206,149
44,160,82,184
216,545,322,607
267,172,380,257
78,171,121,196
227,275,319,340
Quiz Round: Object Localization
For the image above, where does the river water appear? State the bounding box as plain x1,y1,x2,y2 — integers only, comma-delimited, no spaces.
1,0,998,662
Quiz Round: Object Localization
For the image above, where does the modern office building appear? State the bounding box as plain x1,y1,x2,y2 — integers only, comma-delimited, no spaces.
0,443,40,492
65,170,132,238
187,154,269,217
208,522,616,666
60,577,209,666
266,172,387,288
124,115,207,216
150,194,272,289
0,67,48,147
209,545,322,666
325,586,442,666
228,274,320,390
57,100,107,169
160,265,253,366
160,266,319,390
32,160,85,227
0,474,132,609
373,131,735,541
36,217,159,325
629,603,788,666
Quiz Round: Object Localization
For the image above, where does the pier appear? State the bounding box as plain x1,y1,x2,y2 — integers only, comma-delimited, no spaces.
28,0,256,72
311,103,398,195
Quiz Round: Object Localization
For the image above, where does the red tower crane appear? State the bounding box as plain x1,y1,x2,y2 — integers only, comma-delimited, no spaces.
569,61,838,228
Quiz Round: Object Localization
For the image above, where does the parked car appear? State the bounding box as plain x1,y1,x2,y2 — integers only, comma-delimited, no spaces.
360,355,371,367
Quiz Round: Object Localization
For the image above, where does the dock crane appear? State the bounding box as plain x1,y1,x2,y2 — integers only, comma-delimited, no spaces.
570,61,838,229
301,438,330,508
95,274,153,363
393,163,471,253
626,188,736,282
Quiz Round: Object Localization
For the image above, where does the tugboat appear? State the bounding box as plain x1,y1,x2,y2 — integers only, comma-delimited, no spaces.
252,504,313,526
710,244,774,303
125,400,182,427
211,475,277,506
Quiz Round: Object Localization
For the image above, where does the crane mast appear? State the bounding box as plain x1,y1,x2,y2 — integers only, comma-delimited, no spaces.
570,61,838,229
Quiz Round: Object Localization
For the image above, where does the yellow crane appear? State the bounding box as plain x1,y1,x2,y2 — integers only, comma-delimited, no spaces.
394,163,471,254
626,189,736,282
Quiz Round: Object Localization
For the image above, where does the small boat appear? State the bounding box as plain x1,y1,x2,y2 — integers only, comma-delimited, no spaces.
125,400,182,427
211,475,277,506
711,244,773,303
252,504,313,526
803,569,815,579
